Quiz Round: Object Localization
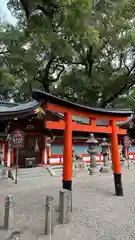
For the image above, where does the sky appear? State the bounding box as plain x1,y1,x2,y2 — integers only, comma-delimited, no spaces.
0,0,16,24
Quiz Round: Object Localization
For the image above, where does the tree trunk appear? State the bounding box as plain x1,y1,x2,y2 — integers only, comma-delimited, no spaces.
42,80,50,93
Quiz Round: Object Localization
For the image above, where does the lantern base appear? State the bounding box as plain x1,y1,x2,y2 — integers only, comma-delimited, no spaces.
88,167,98,175
99,166,110,173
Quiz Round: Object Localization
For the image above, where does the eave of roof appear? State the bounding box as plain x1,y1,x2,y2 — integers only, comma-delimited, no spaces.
32,89,133,117
0,99,43,117
117,114,134,128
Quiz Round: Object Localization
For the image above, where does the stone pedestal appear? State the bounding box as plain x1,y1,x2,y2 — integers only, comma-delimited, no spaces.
4,195,15,231
44,196,56,235
89,153,98,175
8,169,15,180
101,154,110,173
59,190,72,224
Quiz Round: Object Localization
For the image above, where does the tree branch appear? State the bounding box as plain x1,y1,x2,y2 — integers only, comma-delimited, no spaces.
115,51,123,71
52,65,65,82
86,46,94,77
100,77,135,108
99,59,135,108
123,58,130,74
63,60,85,65
36,5,55,21
129,62,135,74
42,53,55,80
101,81,135,108
38,52,56,92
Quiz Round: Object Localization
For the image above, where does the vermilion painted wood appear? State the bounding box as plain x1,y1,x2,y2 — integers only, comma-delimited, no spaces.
4,142,8,165
63,112,72,181
45,103,128,121
42,136,45,163
46,120,126,134
111,120,121,174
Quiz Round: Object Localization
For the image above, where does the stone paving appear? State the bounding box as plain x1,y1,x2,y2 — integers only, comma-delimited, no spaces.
0,166,135,239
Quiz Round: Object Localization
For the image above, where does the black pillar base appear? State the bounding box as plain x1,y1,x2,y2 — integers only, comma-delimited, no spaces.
63,180,72,212
63,180,72,191
113,173,123,196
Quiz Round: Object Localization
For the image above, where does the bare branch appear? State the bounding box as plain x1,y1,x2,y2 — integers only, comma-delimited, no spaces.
123,58,130,74
51,65,65,82
100,80,135,108
100,73,135,108
42,53,55,80
129,62,135,74
115,51,123,71
63,60,85,65
86,46,94,77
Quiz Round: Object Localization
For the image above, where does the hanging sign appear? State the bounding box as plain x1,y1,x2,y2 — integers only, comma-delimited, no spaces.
10,129,25,149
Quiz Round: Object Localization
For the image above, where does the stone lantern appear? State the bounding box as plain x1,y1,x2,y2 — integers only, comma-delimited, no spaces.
87,133,98,175
100,138,110,173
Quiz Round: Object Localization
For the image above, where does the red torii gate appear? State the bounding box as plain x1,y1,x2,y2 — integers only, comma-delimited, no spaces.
32,90,132,196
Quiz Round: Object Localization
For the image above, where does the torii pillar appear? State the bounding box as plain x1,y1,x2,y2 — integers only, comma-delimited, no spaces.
63,112,72,191
111,120,123,196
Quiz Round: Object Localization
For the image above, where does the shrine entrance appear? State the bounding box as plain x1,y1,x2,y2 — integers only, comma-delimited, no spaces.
33,89,133,196
14,134,42,168
8,115,44,168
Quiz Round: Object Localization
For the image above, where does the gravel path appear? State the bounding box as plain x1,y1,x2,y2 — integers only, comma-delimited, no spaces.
0,166,135,239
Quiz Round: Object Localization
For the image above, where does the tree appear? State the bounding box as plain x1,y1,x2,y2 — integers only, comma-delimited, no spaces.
0,0,93,97
55,0,135,108
1,0,135,108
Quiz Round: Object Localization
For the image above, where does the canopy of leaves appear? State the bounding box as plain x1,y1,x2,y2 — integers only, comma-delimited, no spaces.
1,0,135,108
55,0,135,108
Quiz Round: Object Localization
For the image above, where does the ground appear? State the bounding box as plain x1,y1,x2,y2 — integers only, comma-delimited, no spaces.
0,165,135,239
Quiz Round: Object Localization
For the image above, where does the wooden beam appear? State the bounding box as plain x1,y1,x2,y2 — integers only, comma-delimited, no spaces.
46,120,65,130
45,103,128,122
118,129,127,135
46,120,126,135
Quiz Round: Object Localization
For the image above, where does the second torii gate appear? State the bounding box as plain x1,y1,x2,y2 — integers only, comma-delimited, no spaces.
32,90,133,196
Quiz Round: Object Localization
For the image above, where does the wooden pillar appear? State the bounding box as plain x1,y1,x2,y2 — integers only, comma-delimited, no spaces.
47,145,51,165
111,120,123,196
10,150,14,167
4,142,8,167
63,112,72,191
7,143,11,168
42,136,47,164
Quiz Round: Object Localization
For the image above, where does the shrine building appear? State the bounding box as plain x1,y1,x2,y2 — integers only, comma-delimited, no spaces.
0,91,133,168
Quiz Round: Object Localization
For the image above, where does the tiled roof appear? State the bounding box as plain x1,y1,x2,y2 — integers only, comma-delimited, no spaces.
0,99,42,116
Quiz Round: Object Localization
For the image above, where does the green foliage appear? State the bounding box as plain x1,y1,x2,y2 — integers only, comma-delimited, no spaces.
0,70,15,95
1,0,135,108
55,0,135,108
